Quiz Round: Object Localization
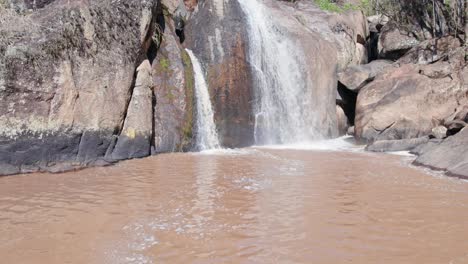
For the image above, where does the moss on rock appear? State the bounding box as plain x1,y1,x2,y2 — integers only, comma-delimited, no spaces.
179,48,195,151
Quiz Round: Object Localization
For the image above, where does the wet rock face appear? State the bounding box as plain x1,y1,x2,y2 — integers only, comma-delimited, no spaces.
185,0,368,146
152,21,194,153
185,0,255,148
0,0,159,175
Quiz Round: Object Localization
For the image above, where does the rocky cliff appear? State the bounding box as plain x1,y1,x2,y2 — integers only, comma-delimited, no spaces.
8,0,464,179
0,0,368,175
0,0,196,175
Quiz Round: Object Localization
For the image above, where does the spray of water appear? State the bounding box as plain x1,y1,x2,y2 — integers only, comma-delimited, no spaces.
185,49,221,150
237,0,322,145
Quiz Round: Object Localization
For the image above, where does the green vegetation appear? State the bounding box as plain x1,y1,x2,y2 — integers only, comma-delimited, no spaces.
165,86,176,101
314,0,465,39
369,0,465,37
314,0,342,12
159,57,170,71
313,0,370,13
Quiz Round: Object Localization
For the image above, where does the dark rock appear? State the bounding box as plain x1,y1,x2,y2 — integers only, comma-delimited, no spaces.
445,120,467,136
414,128,468,179
173,15,185,31
337,81,357,128
366,136,430,152
338,60,393,92
0,131,97,175
77,131,114,164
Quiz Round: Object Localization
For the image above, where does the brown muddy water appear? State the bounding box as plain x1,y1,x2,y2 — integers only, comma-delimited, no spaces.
1,147,468,264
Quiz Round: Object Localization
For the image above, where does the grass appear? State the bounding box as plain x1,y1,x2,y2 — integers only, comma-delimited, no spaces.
314,0,371,14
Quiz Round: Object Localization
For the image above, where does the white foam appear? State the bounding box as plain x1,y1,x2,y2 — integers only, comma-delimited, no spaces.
387,151,416,157
255,136,365,152
195,148,256,156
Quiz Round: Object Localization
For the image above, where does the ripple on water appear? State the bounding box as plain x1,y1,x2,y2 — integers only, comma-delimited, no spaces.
1,149,468,264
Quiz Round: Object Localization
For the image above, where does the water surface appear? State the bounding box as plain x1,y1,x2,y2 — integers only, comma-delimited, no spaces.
1,148,467,264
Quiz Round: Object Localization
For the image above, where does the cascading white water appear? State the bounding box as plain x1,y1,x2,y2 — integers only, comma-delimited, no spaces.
185,49,221,150
237,0,322,145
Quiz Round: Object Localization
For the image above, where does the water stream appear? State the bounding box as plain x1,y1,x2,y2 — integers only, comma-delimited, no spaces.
238,0,322,145
185,49,220,150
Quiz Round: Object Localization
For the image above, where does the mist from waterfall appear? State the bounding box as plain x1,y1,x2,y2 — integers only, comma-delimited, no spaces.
186,49,221,151
237,0,322,145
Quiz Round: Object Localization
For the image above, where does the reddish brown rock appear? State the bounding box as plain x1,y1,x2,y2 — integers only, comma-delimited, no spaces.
185,0,368,146
185,0,255,147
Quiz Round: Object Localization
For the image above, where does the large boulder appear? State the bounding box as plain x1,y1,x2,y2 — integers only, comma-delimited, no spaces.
414,127,468,179
338,59,393,92
378,21,421,60
0,0,159,175
355,47,468,143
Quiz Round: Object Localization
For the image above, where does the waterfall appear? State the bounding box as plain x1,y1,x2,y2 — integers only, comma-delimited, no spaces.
185,49,221,150
237,0,322,145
